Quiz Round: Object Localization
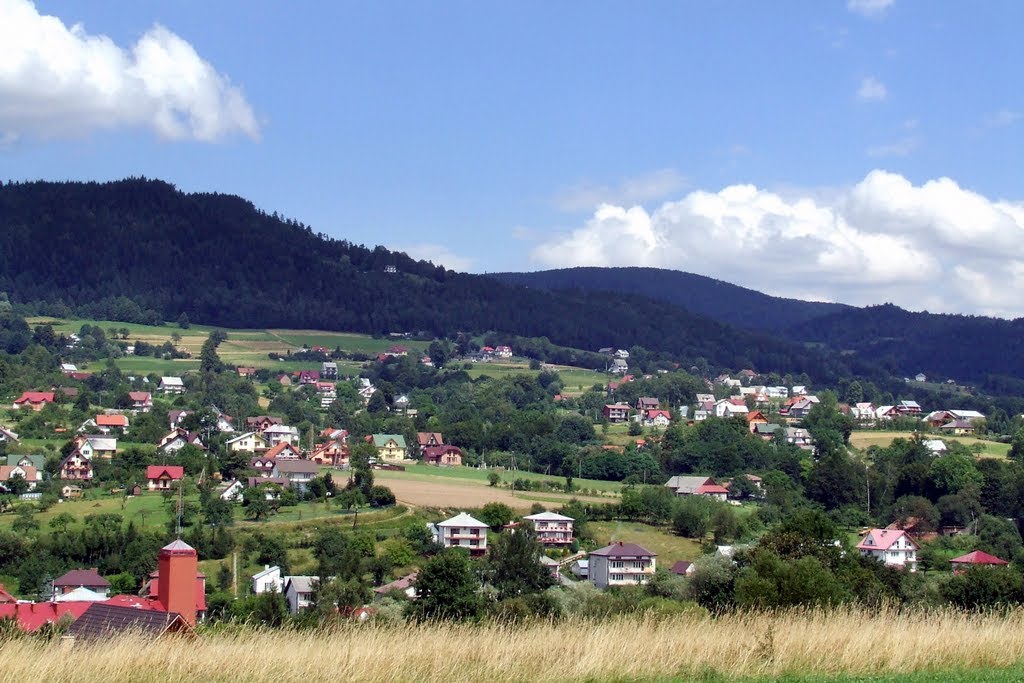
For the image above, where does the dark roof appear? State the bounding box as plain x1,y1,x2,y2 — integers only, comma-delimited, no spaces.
65,603,190,640
670,560,693,575
589,542,656,558
274,459,320,474
53,568,109,589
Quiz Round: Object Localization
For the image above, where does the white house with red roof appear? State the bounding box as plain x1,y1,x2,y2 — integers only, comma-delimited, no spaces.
147,465,185,491
589,541,657,588
494,345,513,358
643,409,672,427
857,529,919,571
128,391,152,412
12,391,55,411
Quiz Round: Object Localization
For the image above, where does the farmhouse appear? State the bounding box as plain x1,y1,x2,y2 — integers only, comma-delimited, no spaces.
603,404,631,423
159,377,185,394
52,569,110,598
147,465,185,491
372,434,407,461
12,391,55,411
523,511,574,546
664,475,729,501
431,512,489,556
59,450,94,480
128,391,153,412
157,428,206,453
857,529,918,572
227,431,270,453
272,459,320,493
422,444,463,466
588,542,657,589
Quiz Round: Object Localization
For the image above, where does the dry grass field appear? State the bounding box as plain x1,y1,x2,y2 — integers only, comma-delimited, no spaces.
6,608,1024,682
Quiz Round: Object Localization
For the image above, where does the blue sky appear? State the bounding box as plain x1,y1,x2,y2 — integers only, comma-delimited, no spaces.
2,0,1023,316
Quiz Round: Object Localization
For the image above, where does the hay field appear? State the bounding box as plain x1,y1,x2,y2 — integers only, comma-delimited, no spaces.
6,608,1024,682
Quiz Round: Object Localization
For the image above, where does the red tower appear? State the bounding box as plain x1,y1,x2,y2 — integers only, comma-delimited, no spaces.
157,539,198,625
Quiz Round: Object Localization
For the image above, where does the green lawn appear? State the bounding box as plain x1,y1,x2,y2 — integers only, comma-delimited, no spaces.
463,363,605,393
0,490,172,533
113,356,201,374
269,331,429,354
589,520,703,562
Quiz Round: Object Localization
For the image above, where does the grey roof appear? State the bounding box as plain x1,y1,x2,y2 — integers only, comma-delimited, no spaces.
274,459,320,474
664,475,714,494
285,576,317,594
524,512,574,522
589,542,656,558
437,512,488,528
65,603,188,640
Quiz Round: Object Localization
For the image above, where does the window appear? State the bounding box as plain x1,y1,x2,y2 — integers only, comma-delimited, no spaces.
611,561,624,569
611,574,624,581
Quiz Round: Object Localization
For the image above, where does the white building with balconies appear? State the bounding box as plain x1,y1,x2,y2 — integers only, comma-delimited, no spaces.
431,512,489,557
524,511,574,546
588,542,657,589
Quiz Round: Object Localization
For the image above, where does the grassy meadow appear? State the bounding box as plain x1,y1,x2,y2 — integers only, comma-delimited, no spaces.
589,520,702,561
849,430,1010,458
5,608,1024,681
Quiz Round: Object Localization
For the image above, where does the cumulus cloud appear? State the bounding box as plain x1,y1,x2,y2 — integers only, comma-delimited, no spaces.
847,0,895,18
0,0,260,142
554,168,687,212
530,170,1024,317
857,77,888,102
396,244,474,272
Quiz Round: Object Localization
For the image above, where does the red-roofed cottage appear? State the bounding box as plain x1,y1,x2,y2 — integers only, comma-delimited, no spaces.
857,529,918,571
147,465,185,491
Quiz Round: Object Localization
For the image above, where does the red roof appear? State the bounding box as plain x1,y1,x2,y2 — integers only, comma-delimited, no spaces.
646,410,672,420
695,484,730,495
14,391,55,404
145,570,207,612
128,391,151,401
264,442,301,459
146,465,184,481
53,568,109,589
96,414,129,427
856,528,919,551
950,550,1009,566
0,601,92,631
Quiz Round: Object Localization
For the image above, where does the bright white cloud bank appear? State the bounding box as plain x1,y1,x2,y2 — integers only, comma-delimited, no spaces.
0,0,259,142
531,170,1024,318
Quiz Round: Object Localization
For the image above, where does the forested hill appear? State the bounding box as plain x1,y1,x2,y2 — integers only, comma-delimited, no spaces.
491,267,1024,384
0,178,852,380
490,267,849,332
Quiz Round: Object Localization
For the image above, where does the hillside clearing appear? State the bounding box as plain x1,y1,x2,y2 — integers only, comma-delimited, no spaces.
849,431,1009,458
589,520,702,562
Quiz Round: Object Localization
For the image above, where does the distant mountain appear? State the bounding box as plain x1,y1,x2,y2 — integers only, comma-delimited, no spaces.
490,267,1024,384
490,267,849,333
0,179,852,381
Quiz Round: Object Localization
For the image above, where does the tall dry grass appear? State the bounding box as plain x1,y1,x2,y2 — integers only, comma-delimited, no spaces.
4,607,1024,682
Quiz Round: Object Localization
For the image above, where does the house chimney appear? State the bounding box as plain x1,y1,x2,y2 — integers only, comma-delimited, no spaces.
157,539,198,625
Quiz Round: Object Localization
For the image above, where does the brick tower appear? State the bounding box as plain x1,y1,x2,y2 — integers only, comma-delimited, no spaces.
157,539,198,625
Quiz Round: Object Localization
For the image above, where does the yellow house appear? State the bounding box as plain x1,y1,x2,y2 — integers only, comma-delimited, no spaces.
372,434,407,461
226,431,269,453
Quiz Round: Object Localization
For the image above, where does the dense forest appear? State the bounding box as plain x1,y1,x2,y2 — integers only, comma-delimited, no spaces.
490,267,1024,384
0,178,853,382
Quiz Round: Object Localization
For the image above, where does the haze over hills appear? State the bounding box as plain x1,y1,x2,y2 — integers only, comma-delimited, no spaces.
491,267,851,333
489,267,1024,387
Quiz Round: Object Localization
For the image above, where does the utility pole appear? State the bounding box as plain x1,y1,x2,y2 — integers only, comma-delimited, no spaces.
232,551,238,598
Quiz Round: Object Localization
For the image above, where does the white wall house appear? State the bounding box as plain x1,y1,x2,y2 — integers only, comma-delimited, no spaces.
524,511,574,546
251,565,283,594
857,529,919,572
588,542,657,589
431,512,489,556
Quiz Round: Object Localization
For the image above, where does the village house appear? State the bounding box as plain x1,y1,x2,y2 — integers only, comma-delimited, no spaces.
128,391,153,412
296,369,320,385
896,400,922,416
664,475,729,501
422,445,463,466
636,397,659,412
168,409,192,429
494,345,513,358
249,454,277,478
753,423,782,440
263,424,301,448
52,569,110,599
236,367,257,378
217,479,244,502
264,442,303,460
670,560,696,577
588,542,657,589
0,426,18,443
245,416,283,432
147,465,185,491
857,529,919,571
609,358,629,374
713,398,748,418
373,572,418,600
851,402,877,421
784,427,814,450
12,391,55,411
76,434,118,458
643,409,672,427
417,432,444,455
95,414,129,434
321,361,338,379
372,434,407,461
310,429,349,467
524,511,574,546
272,459,320,493
603,403,631,423
157,428,206,453
939,419,977,436
59,449,93,480
430,512,489,556
251,565,283,594
283,576,317,614
226,431,270,453
745,410,769,433
159,377,186,394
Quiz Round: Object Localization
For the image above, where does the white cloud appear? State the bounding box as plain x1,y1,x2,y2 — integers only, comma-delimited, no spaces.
0,0,260,142
866,135,919,157
530,170,1024,317
554,168,687,212
857,77,888,102
970,109,1021,136
847,0,895,18
396,244,474,272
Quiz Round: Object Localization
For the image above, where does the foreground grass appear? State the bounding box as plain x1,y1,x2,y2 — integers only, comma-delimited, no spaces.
6,609,1024,682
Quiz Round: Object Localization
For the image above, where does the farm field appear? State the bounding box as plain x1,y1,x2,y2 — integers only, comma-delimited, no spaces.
849,430,1010,458
5,608,1024,682
464,362,604,394
589,520,702,563
374,468,612,512
393,463,623,493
